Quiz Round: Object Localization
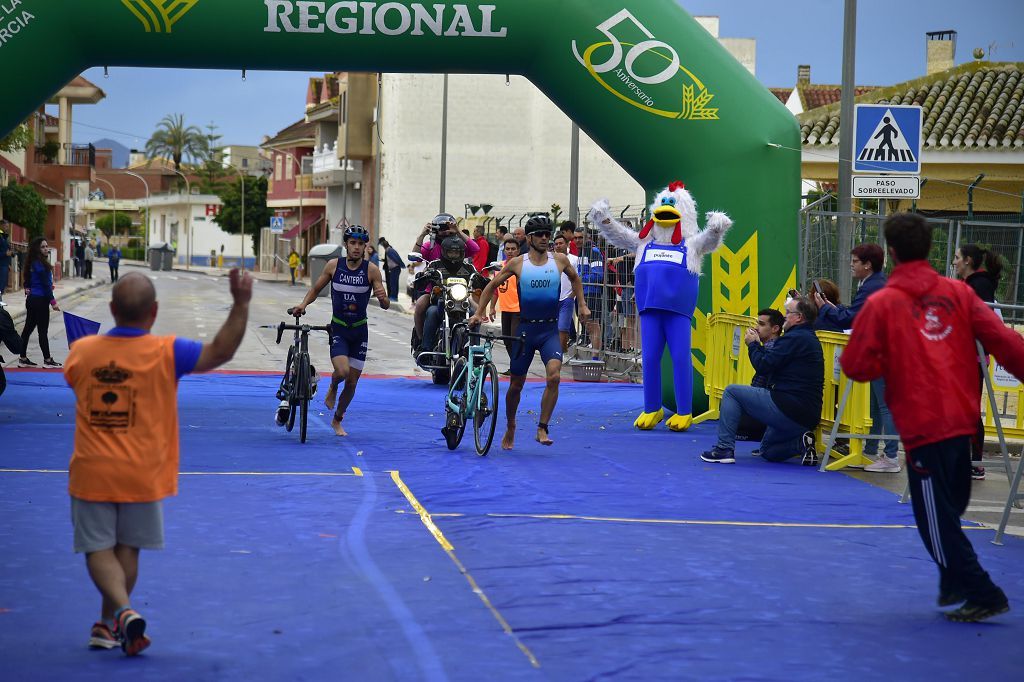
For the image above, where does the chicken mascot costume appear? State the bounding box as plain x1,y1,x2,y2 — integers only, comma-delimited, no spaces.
589,182,732,431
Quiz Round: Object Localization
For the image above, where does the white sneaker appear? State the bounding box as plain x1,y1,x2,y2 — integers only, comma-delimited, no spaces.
864,456,901,473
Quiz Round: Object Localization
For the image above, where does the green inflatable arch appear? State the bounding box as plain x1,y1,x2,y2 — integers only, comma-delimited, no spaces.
0,0,799,409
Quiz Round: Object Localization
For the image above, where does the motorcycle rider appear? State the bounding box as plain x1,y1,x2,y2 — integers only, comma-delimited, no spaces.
412,213,480,343
415,236,487,364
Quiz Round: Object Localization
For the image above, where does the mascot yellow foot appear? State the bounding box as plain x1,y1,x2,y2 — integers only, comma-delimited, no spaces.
666,414,693,432
634,409,665,430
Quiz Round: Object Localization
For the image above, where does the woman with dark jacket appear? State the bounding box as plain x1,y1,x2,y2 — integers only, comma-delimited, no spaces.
18,237,61,367
953,244,1004,480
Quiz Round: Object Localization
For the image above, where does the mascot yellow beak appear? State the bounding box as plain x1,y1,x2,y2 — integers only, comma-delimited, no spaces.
652,205,681,227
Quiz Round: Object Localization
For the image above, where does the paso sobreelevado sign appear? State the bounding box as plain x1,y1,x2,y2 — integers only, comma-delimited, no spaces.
0,0,799,410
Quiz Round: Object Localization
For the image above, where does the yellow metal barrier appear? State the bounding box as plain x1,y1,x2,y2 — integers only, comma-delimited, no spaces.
814,331,875,470
984,354,1024,440
692,312,756,424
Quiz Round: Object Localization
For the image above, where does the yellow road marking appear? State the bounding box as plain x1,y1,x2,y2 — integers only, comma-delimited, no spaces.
390,471,540,669
351,467,363,477
389,471,453,551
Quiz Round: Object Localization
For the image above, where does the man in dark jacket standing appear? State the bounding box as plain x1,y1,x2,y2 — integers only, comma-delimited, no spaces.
701,296,823,465
842,213,1024,623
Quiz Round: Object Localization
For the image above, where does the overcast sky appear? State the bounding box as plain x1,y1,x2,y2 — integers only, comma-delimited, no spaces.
66,0,1023,151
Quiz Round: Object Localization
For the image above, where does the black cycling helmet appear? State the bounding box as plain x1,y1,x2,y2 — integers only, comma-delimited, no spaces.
431,213,458,231
525,214,553,235
440,236,466,265
344,225,370,242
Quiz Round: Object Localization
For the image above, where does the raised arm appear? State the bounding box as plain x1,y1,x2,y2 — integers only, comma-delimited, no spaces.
589,199,641,252
687,211,732,258
193,269,253,373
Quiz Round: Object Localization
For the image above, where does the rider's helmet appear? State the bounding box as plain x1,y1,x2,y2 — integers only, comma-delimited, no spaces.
431,213,458,235
525,214,553,235
440,236,466,268
344,225,370,242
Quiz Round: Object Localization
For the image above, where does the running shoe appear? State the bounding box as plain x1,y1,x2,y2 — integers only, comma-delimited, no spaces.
944,598,1010,623
971,466,986,480
865,456,901,473
88,622,119,650
43,358,62,368
18,357,38,367
700,448,735,464
116,608,150,656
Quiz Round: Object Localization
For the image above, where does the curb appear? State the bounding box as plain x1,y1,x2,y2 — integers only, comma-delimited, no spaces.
7,278,108,326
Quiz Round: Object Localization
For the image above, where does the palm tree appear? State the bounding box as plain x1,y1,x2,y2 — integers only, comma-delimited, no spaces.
144,114,208,170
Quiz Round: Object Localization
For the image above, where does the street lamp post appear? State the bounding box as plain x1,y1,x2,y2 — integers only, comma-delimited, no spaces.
122,171,150,259
94,177,117,250
171,168,191,270
223,163,245,270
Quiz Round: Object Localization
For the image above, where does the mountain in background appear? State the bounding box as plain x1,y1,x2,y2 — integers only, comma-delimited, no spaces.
91,138,130,168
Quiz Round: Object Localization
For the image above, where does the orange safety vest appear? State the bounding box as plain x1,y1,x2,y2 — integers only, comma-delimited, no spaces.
496,260,520,313
64,334,182,502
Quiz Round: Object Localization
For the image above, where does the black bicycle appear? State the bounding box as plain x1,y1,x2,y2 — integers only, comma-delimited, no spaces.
262,308,331,443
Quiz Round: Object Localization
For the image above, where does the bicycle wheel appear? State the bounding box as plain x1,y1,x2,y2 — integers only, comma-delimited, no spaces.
285,350,299,432
443,357,468,450
298,354,310,444
473,362,499,455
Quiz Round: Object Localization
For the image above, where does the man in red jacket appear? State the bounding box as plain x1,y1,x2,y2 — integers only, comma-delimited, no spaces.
841,213,1024,623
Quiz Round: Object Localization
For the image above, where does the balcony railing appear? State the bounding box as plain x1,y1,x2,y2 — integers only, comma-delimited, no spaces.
312,141,359,173
34,143,95,167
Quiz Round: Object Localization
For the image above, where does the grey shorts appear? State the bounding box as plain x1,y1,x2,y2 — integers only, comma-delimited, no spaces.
71,497,165,554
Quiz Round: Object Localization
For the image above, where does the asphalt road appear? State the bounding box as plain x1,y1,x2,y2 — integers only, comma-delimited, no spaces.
8,263,1022,537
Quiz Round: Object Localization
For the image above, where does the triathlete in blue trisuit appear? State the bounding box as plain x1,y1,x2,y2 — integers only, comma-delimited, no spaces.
293,226,389,436
470,216,590,449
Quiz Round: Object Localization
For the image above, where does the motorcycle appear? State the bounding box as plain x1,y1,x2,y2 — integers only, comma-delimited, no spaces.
411,267,476,385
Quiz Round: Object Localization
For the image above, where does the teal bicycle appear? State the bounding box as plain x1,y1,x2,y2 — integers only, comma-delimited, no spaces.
442,325,523,455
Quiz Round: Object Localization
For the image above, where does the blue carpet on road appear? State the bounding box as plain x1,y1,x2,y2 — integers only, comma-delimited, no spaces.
0,372,1021,680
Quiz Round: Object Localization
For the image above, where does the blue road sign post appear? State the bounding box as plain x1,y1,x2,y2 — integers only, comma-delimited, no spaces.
853,104,922,174
270,216,285,234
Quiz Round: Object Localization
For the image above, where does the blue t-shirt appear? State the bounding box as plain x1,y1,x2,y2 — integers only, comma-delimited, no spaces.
107,327,202,380
28,262,53,299
108,247,121,264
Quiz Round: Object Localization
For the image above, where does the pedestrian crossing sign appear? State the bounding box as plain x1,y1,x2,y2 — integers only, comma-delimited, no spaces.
853,104,922,174
270,216,285,233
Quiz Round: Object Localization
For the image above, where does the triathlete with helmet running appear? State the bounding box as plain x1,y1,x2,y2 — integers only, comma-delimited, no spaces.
292,226,389,436
470,216,590,449
415,235,488,361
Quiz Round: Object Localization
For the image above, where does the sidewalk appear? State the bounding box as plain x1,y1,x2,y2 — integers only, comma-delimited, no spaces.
0,276,108,326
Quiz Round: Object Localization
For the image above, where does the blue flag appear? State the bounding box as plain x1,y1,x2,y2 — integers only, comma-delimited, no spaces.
63,312,101,348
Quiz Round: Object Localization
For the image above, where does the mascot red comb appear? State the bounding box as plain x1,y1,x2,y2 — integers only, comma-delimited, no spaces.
589,182,731,430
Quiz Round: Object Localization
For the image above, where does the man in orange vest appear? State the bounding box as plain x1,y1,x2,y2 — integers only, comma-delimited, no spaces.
63,269,252,655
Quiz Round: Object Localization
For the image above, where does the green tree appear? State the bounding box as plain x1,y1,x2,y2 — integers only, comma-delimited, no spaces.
194,122,231,195
214,175,271,256
145,114,208,170
0,183,47,239
0,123,33,152
95,212,135,237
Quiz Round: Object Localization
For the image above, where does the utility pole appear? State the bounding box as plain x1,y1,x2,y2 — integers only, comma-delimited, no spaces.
440,73,449,213
837,0,857,298
569,122,580,225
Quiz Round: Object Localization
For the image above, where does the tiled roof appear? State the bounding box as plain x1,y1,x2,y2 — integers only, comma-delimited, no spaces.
768,88,791,104
798,84,878,111
800,62,1024,149
263,118,317,148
